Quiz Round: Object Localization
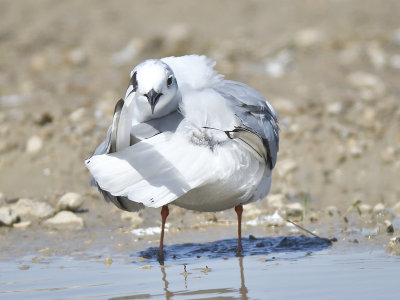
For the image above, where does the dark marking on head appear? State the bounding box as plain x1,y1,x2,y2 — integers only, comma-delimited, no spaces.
130,72,138,91
126,72,138,98
167,75,173,87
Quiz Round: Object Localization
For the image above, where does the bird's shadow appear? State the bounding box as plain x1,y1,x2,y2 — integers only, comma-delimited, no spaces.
135,235,332,263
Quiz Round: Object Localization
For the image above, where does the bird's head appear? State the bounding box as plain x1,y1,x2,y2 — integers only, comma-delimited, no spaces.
125,59,178,116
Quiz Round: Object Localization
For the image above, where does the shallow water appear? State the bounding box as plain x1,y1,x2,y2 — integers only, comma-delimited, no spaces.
1,236,399,299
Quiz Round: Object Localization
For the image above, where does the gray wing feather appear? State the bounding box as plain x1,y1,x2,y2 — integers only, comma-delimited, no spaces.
89,99,144,212
215,80,279,169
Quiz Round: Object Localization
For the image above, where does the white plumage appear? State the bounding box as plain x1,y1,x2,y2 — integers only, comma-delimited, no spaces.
86,54,279,211
85,55,279,253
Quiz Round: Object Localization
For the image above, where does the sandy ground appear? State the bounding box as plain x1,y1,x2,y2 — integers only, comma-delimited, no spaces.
0,0,400,257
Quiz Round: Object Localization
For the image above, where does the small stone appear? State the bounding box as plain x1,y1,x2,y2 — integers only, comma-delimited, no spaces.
0,207,19,226
69,107,86,122
326,206,339,217
309,212,318,222
294,28,323,48
29,54,47,72
366,42,386,69
57,192,84,211
265,49,293,78
110,38,144,67
272,98,297,115
326,102,343,116
347,71,385,100
393,28,400,45
19,264,30,270
359,204,372,215
44,211,84,230
373,203,386,214
384,220,394,234
381,146,396,163
66,48,87,65
389,55,400,69
267,194,286,209
338,44,362,65
13,221,31,229
392,202,400,218
285,202,303,217
12,198,55,220
245,204,262,219
104,257,113,267
0,193,5,205
277,159,298,178
26,135,43,154
120,211,144,228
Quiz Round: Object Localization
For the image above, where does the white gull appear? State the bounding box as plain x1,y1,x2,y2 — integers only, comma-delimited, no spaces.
85,55,279,255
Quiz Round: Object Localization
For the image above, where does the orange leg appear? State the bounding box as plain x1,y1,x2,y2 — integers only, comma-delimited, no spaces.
159,205,169,256
235,204,243,252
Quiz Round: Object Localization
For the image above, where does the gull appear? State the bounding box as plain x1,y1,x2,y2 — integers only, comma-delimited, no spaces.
85,55,279,256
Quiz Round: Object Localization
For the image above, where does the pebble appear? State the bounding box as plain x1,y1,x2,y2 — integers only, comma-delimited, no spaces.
359,204,372,215
29,54,47,72
266,194,286,209
44,211,85,230
57,192,84,211
19,264,30,270
393,202,400,218
120,211,144,228
366,42,386,69
272,98,297,115
380,146,396,163
285,202,303,217
384,220,394,234
110,38,144,67
338,44,362,65
69,107,86,122
277,159,298,178
393,28,400,45
245,204,262,219
389,54,400,69
0,192,5,205
104,257,113,267
13,221,32,229
309,212,318,222
294,28,323,48
26,135,43,154
66,48,88,66
373,203,386,214
386,236,400,255
326,206,340,217
265,49,293,78
326,102,343,116
12,198,55,220
347,71,385,100
0,206,19,226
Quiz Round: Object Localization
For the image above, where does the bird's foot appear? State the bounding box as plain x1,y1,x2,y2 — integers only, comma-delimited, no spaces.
157,250,165,265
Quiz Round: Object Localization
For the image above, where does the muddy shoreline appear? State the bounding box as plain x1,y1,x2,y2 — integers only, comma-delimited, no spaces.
0,0,400,261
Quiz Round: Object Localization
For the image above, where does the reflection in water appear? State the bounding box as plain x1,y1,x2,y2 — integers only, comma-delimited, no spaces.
129,236,331,299
160,265,173,300
238,256,248,300
157,256,249,299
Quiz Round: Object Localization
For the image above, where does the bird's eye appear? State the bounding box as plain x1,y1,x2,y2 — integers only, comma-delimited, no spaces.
167,75,173,87
129,72,138,91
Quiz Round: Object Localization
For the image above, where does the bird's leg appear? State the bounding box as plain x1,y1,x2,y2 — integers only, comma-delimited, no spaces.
159,205,169,257
235,204,243,252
